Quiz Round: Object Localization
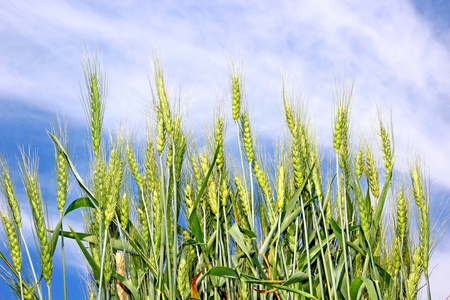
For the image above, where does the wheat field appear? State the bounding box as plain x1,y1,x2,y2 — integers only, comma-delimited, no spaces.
0,52,446,300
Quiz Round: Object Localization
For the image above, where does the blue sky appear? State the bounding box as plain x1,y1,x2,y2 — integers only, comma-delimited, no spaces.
1,0,450,299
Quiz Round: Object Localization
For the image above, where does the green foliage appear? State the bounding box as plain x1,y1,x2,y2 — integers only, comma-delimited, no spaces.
0,52,446,300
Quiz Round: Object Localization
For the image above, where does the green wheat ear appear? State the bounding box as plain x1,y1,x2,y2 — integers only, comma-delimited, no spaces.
332,83,354,205
240,112,254,163
231,72,241,123
276,164,286,212
82,51,105,158
52,116,69,215
410,158,429,278
19,150,53,285
365,143,380,198
156,103,166,154
379,117,394,173
126,143,143,190
214,116,225,173
1,52,445,300
0,155,22,229
1,213,21,272
153,53,173,137
282,79,296,135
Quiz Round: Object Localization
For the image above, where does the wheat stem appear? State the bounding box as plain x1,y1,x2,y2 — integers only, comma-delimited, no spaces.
19,227,42,299
97,229,108,300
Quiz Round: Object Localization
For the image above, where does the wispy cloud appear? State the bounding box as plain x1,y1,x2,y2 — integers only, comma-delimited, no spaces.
2,1,449,185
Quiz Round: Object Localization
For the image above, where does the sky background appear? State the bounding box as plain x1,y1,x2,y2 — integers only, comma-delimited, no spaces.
1,0,450,299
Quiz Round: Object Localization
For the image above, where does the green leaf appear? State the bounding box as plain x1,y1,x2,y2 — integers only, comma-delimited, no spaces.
228,224,267,279
350,277,363,300
207,230,218,253
126,221,147,253
239,274,281,285
64,197,94,216
298,243,324,270
207,267,239,279
251,252,269,280
347,239,366,257
283,271,309,286
353,177,369,237
361,277,378,300
181,238,203,247
239,275,318,299
112,271,141,300
50,197,95,257
334,251,347,292
330,218,343,246
118,223,157,275
0,249,19,279
229,223,251,261
68,225,101,278
281,196,315,233
188,144,219,253
190,145,220,211
260,163,315,256
48,132,98,209
58,230,138,255
284,162,315,218
188,211,204,245
239,227,257,239
259,217,279,256
270,284,318,299
370,168,393,246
